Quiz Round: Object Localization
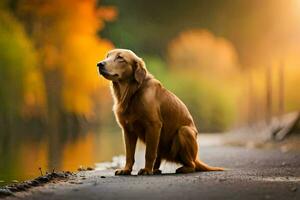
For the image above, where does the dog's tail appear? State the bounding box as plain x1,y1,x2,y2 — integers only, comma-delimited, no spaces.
195,159,224,171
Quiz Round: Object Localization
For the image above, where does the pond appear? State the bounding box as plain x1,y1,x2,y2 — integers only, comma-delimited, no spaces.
0,128,124,186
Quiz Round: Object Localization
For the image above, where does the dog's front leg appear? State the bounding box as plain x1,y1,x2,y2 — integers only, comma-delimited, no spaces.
115,129,137,175
138,122,162,175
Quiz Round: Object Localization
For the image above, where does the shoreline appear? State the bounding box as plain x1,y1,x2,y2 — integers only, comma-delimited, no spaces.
1,133,299,199
0,171,74,198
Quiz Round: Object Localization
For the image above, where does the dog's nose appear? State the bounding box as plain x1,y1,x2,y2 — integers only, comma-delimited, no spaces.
97,61,106,68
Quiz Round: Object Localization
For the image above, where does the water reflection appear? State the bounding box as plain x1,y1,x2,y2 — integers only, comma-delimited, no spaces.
0,128,124,185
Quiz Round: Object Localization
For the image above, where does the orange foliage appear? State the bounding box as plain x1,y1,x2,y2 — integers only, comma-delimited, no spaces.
19,0,117,116
168,29,239,78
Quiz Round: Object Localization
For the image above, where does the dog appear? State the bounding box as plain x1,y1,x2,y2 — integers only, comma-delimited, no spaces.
97,49,223,175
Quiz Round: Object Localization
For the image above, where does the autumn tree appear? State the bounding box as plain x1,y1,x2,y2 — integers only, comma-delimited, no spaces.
14,0,116,168
166,29,240,131
17,0,116,130
168,29,239,78
0,8,37,131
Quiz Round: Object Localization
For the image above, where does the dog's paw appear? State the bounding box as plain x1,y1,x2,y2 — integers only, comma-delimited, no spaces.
115,169,132,176
138,168,153,175
153,169,162,175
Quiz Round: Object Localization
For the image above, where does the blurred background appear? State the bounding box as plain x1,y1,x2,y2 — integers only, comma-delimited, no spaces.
0,0,300,184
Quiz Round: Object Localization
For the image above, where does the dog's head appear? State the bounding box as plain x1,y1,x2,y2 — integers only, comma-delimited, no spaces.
97,49,147,84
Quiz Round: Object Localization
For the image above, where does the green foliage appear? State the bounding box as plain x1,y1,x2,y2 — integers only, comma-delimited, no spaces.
166,74,235,132
0,11,37,117
142,55,167,80
143,56,236,132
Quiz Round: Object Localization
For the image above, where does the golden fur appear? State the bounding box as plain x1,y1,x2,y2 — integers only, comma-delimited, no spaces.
97,49,223,175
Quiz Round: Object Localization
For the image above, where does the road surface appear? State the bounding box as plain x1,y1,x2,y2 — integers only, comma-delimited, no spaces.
4,136,300,200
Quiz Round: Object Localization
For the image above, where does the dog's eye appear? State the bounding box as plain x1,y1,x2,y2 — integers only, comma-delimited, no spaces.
116,55,125,62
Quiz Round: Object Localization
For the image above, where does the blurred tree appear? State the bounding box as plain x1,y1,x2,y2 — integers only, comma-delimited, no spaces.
168,29,239,78
165,29,240,131
164,73,236,132
16,0,116,129
0,10,37,130
14,0,116,169
142,54,236,132
0,4,39,178
102,0,300,67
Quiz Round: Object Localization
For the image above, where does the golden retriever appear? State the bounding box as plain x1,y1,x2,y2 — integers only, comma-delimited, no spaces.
97,49,223,175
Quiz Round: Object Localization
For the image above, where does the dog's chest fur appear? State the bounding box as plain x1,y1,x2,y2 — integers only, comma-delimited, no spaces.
111,77,160,142
114,93,149,140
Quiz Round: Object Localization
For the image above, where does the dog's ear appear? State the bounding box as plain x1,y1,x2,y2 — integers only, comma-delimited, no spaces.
133,58,146,85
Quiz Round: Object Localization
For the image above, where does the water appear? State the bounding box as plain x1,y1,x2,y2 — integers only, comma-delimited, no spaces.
0,128,124,186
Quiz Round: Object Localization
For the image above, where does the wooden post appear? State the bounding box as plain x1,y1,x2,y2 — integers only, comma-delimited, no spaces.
248,71,254,125
266,65,272,125
278,62,285,117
